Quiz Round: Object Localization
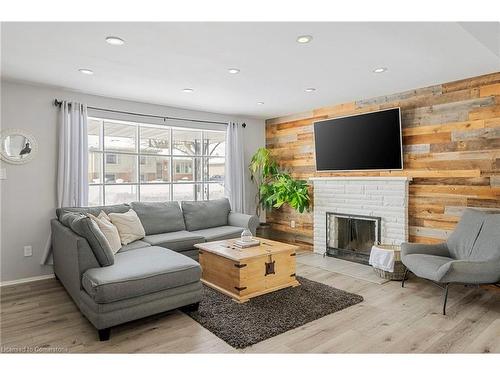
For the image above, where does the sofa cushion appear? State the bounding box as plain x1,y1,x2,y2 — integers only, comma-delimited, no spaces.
177,249,199,261
59,211,115,267
143,231,205,252
81,246,201,303
56,204,130,220
190,225,244,242
403,254,453,282
130,201,185,235
118,240,151,253
181,198,231,231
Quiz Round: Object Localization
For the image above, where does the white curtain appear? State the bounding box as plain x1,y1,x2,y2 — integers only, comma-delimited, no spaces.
57,101,89,207
224,122,246,213
41,101,88,265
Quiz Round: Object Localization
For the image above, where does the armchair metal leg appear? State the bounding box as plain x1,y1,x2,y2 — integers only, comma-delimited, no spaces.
442,283,449,315
401,268,409,288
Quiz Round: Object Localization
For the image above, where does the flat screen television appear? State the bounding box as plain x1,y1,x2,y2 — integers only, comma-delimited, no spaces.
313,108,403,171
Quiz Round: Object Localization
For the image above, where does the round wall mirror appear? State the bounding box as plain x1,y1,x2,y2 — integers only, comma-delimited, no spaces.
0,129,38,164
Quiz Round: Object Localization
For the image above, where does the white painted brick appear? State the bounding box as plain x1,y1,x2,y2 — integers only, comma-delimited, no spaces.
312,178,409,251
362,180,386,185
346,185,363,193
384,198,405,206
368,189,404,196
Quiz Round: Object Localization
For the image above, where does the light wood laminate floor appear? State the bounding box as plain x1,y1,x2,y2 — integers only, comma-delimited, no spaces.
1,263,499,353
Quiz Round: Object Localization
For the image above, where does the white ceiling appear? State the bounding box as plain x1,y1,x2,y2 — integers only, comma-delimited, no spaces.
1,22,499,119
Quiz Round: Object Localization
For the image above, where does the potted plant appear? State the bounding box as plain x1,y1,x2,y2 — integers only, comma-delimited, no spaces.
249,147,310,237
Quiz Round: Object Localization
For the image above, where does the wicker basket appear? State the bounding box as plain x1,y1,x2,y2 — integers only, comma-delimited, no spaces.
371,244,408,281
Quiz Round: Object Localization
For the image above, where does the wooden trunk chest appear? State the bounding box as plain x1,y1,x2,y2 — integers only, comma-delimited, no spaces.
195,237,299,303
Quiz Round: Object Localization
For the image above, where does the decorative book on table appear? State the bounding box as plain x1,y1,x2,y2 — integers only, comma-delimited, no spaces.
233,239,260,248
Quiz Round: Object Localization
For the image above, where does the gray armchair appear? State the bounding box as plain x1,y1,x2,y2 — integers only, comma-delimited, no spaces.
401,209,500,315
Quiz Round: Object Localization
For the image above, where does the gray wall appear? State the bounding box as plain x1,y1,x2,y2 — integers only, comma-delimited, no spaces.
0,80,265,283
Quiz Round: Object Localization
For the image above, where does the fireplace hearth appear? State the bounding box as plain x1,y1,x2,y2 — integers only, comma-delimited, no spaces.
326,212,381,265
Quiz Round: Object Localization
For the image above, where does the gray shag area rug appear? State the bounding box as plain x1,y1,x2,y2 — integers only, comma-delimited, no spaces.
184,276,363,349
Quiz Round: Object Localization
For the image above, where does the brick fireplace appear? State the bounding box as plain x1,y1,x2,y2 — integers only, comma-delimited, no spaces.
310,177,411,261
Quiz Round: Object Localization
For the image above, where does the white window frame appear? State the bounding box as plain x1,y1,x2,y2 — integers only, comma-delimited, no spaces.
88,116,226,206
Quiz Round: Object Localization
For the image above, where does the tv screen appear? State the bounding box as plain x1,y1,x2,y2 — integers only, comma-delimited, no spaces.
313,108,402,171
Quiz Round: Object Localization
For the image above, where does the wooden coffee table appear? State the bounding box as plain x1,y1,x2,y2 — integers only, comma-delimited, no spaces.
195,237,300,303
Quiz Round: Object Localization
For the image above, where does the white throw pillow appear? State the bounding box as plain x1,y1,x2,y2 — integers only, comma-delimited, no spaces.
108,209,146,245
88,212,122,254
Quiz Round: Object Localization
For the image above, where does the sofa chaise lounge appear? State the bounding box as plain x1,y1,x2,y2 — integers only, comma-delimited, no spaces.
51,198,259,340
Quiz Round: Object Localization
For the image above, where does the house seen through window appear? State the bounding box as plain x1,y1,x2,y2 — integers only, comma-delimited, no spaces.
88,117,226,206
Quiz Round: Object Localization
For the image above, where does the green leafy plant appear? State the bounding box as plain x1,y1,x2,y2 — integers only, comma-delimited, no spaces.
249,148,278,217
265,173,310,213
249,147,310,217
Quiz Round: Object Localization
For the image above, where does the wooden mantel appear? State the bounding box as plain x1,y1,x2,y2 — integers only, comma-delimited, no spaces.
309,177,413,182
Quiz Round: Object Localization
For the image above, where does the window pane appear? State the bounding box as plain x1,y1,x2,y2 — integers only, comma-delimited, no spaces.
105,185,137,205
208,183,225,200
172,129,202,156
104,121,137,152
89,118,231,206
172,157,194,182
88,185,103,206
88,118,102,151
140,156,170,183
173,184,202,201
88,152,102,184
205,157,225,182
203,131,225,156
140,184,170,202
104,153,137,183
140,125,170,155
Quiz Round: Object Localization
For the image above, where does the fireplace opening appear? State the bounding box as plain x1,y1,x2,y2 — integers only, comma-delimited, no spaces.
326,212,381,265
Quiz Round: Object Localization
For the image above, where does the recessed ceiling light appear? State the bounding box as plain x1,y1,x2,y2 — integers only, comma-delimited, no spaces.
182,88,194,93
105,36,125,46
373,67,388,73
228,68,240,74
257,102,264,105
297,35,313,44
305,88,316,92
78,69,94,75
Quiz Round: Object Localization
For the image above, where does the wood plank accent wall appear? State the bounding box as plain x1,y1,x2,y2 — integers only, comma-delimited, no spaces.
265,72,500,251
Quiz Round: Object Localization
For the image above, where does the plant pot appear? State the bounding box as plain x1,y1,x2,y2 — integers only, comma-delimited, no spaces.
256,223,272,239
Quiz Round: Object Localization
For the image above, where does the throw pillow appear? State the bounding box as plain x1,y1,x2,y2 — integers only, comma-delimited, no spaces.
108,209,146,245
88,211,122,254
59,210,115,266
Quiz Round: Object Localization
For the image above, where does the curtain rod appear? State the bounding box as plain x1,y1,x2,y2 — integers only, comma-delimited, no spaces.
53,99,234,126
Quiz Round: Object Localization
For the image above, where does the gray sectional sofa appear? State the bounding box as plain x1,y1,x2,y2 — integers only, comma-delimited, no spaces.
51,198,259,340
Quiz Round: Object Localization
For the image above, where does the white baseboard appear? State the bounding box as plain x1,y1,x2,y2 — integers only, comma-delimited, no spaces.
0,274,55,287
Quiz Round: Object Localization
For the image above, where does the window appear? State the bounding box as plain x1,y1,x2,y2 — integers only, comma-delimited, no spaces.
106,154,117,164
88,118,225,206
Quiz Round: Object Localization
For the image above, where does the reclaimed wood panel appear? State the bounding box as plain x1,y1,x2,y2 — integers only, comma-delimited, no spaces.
265,72,500,249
